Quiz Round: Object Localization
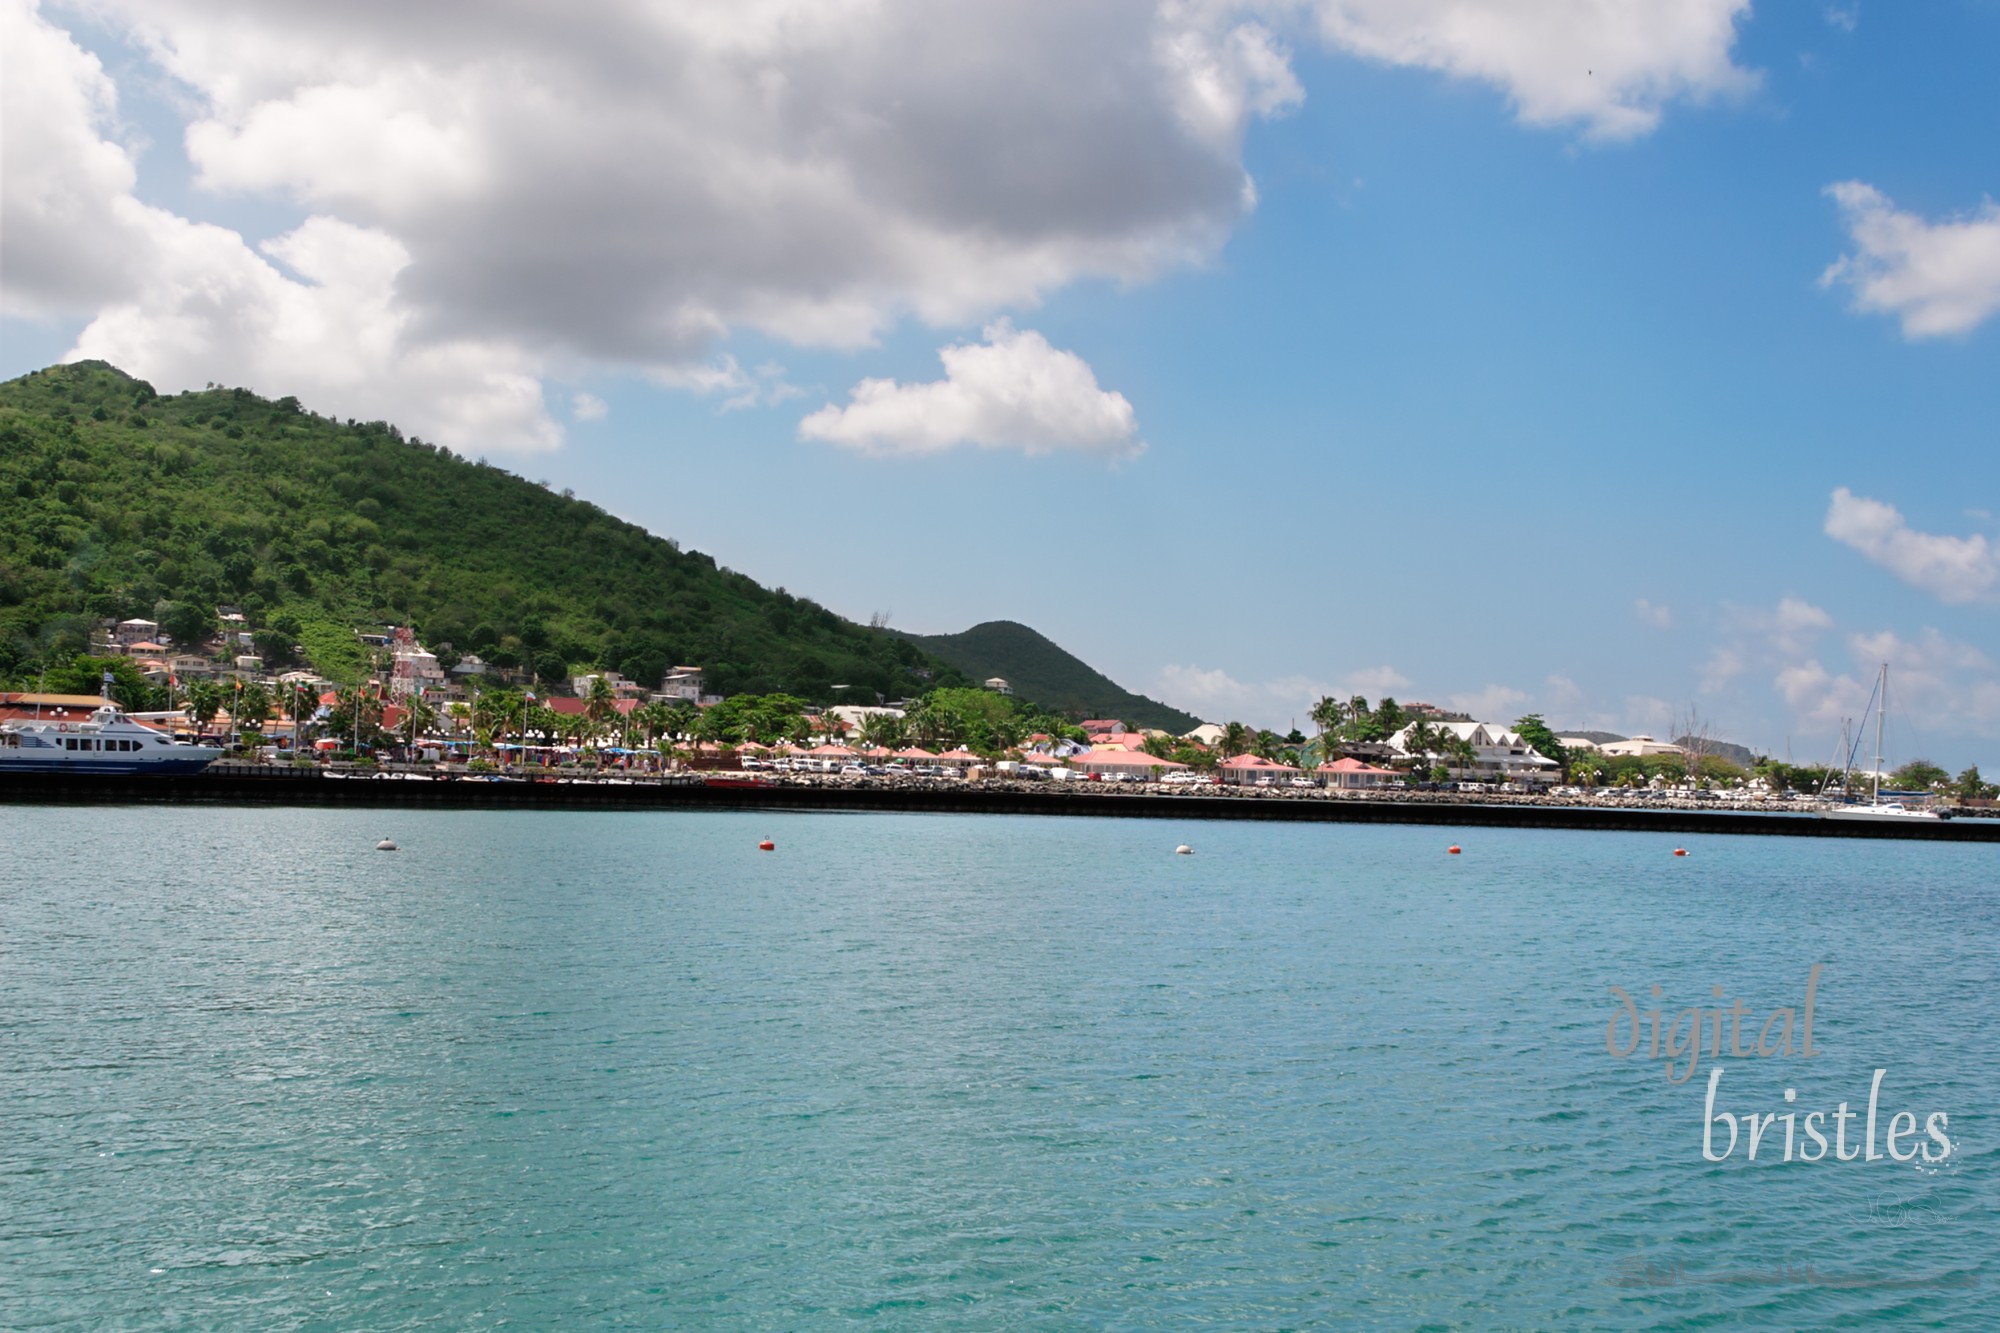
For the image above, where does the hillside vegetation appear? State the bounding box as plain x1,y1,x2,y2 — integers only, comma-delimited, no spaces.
897,620,1202,733
0,362,949,697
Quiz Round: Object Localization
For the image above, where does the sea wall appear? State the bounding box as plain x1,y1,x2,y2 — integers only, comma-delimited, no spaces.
5,770,1998,842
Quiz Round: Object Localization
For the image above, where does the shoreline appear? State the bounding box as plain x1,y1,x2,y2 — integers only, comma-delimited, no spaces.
6,769,1996,841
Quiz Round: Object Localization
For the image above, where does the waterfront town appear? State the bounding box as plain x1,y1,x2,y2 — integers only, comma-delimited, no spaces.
3,610,1990,811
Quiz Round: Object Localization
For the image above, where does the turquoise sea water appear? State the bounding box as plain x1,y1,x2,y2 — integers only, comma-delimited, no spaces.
2,807,1994,1329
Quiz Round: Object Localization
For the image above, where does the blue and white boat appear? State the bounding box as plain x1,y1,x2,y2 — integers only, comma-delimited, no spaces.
0,703,221,774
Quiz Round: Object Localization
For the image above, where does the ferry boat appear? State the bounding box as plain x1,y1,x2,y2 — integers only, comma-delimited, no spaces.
0,702,222,774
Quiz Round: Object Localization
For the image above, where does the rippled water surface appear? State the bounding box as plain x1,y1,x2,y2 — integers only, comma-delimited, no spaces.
3,807,1995,1328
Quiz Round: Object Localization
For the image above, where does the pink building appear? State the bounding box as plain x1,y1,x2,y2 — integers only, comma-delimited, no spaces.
1218,754,1301,786
1318,756,1398,790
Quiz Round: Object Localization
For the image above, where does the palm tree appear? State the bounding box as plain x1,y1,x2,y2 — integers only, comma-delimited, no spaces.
185,679,223,738
662,701,698,745
286,683,317,757
1310,695,1346,766
1445,734,1479,781
858,711,905,751
236,681,272,735
1219,720,1251,758
399,694,438,753
632,701,671,762
579,676,617,765
906,702,949,750
1403,718,1437,778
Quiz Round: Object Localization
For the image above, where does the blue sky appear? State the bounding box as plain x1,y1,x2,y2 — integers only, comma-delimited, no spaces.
4,0,1996,766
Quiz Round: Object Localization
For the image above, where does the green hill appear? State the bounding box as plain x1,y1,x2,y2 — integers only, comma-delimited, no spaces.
897,621,1203,733
0,361,955,698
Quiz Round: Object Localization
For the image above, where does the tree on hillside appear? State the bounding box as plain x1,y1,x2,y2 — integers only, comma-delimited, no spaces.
155,601,212,648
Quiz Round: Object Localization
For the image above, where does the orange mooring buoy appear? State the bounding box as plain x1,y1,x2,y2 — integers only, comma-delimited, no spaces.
1447,845,1461,855
758,839,775,851
1674,847,1688,857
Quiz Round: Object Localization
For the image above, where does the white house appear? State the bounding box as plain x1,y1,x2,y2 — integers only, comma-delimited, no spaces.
1389,720,1560,783
983,676,1013,695
654,666,710,703
831,704,906,730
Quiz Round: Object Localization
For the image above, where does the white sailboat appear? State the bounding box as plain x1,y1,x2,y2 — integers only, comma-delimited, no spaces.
1824,663,1940,821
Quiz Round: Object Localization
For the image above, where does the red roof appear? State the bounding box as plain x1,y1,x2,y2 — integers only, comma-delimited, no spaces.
893,747,938,759
806,743,857,757
1219,754,1299,773
547,697,642,717
1072,750,1187,770
1319,757,1395,774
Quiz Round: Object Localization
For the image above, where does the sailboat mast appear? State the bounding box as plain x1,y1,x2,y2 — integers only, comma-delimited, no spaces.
1873,662,1887,804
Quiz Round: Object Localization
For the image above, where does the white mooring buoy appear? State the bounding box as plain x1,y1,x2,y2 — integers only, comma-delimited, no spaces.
376,838,399,852
1175,844,1193,855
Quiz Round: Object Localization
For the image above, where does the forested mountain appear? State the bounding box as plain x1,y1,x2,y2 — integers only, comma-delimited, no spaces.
897,621,1203,733
0,361,951,697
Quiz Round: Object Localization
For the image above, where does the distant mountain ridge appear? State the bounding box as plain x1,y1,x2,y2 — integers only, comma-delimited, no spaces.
896,620,1202,733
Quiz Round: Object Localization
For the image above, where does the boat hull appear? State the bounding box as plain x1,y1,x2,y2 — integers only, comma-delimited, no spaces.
0,756,220,776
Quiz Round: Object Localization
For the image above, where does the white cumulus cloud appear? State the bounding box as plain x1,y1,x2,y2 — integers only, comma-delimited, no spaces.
1,1,561,452
798,321,1140,458
1447,683,1528,722
1297,0,1755,141
1821,182,2000,339
1824,488,1999,605
1634,598,1674,629
5,0,1759,453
